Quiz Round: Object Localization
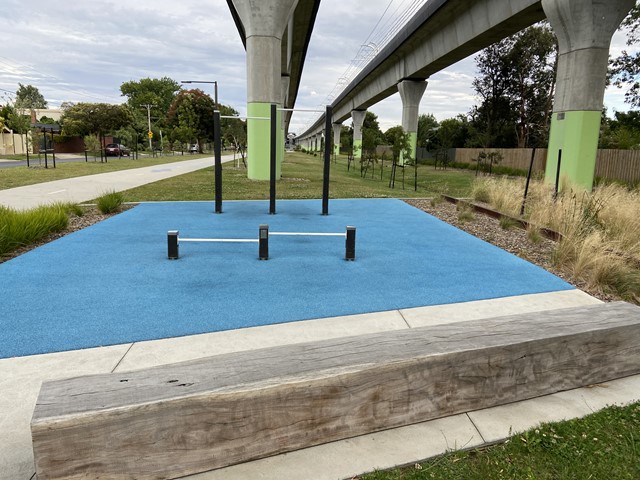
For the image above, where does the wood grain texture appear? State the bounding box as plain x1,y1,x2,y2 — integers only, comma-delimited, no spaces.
32,301,640,479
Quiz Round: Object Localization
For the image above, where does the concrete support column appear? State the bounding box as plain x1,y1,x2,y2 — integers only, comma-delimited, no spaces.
278,75,290,177
542,0,634,190
398,80,428,165
231,0,298,180
351,110,366,162
332,123,342,157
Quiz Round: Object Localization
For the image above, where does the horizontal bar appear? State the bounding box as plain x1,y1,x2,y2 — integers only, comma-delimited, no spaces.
219,115,270,121
270,232,345,237
278,108,324,113
180,238,259,243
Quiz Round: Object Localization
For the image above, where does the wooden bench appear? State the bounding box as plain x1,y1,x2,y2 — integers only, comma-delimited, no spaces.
32,301,640,480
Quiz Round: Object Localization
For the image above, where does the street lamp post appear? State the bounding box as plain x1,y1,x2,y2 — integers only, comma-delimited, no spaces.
181,80,218,107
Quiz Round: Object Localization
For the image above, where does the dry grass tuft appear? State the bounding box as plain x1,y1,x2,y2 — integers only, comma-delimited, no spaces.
476,177,640,303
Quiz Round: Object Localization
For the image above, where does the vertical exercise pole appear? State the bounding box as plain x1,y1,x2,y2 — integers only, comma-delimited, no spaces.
168,230,179,259
322,105,332,215
345,226,356,261
214,110,222,213
259,224,269,260
520,147,536,216
269,104,277,215
554,149,562,199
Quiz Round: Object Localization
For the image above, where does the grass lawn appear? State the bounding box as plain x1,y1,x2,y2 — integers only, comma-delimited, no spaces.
122,152,477,201
0,153,213,190
361,401,640,479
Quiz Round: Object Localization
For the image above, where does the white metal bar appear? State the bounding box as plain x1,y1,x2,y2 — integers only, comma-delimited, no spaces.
270,232,345,237
278,108,325,113
180,238,258,243
219,115,270,121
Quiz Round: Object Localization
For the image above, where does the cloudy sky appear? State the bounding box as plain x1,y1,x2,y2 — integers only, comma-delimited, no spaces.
0,0,636,134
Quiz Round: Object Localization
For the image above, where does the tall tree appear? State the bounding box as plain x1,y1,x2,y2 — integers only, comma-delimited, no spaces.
470,24,557,148
120,77,181,114
361,111,384,155
61,103,133,137
14,83,48,110
166,89,217,148
610,4,640,107
416,113,440,149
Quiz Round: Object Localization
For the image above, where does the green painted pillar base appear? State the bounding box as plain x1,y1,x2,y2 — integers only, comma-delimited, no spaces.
545,110,601,191
334,143,340,157
400,132,417,166
247,102,272,180
353,139,362,163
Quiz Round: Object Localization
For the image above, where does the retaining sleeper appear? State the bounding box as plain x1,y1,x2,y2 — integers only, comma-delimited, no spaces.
32,301,640,479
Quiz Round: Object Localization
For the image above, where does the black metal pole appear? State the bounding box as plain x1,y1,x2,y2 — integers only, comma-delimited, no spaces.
345,226,356,261
44,131,48,169
322,105,332,215
214,110,222,214
51,130,56,168
259,224,269,260
26,134,30,167
554,149,562,199
520,147,536,216
269,103,277,215
167,230,179,259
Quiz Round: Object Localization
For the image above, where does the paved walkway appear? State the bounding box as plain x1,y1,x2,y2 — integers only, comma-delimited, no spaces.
0,154,234,210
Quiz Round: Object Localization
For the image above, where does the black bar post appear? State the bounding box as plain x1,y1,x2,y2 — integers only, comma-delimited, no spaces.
322,105,332,215
269,103,277,215
520,147,536,216
554,149,562,199
214,110,222,214
167,230,179,259
51,129,56,168
345,226,356,261
259,224,269,260
44,131,48,169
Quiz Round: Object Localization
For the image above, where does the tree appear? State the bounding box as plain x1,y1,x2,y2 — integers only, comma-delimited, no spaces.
436,115,474,149
166,89,213,148
361,111,384,155
15,83,47,110
610,4,640,107
384,125,412,163
416,113,440,150
470,24,557,148
61,103,133,137
121,77,181,124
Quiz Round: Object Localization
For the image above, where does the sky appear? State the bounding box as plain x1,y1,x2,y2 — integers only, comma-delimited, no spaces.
0,0,636,135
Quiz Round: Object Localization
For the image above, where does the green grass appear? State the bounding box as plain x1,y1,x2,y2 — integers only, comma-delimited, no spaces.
96,190,125,214
122,153,477,201
362,401,640,480
0,203,69,255
0,153,213,190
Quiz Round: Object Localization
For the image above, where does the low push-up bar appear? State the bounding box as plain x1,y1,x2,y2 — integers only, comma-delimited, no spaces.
168,225,356,261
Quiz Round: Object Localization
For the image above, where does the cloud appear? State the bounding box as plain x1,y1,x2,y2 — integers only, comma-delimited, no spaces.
0,0,636,134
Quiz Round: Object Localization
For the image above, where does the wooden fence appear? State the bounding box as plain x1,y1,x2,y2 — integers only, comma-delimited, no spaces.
452,148,640,184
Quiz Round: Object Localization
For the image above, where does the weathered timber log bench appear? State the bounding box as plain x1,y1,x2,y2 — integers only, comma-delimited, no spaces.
32,301,640,479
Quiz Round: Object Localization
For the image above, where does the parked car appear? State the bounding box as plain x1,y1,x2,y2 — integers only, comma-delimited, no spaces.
190,144,199,153
105,143,131,157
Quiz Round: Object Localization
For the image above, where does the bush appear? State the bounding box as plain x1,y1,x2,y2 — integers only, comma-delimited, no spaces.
96,191,125,214
0,204,68,255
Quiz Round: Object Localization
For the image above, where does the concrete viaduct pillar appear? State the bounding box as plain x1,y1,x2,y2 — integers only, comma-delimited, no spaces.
542,0,634,190
398,79,428,165
279,75,290,177
351,110,366,162
231,0,298,180
332,123,342,157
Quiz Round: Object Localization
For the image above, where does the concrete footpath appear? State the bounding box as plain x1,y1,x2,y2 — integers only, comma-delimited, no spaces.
0,155,234,210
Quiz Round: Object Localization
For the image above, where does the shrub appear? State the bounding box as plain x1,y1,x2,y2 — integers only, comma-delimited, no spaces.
96,191,125,214
0,204,68,255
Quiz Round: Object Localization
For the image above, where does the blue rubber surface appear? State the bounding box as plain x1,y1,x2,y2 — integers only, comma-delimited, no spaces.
0,199,573,358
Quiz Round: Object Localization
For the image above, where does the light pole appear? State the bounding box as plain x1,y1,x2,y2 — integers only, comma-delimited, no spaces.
141,104,156,151
181,80,218,107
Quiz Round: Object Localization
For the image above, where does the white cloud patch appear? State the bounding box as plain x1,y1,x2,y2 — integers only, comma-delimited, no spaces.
0,0,637,133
